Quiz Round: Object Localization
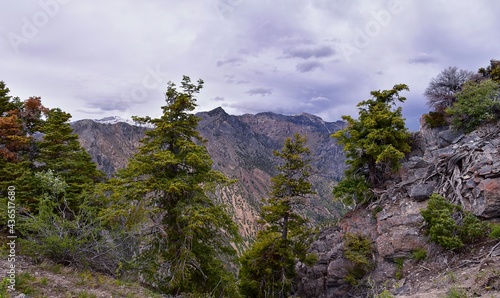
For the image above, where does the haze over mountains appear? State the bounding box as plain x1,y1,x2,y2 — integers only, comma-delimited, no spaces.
71,107,347,240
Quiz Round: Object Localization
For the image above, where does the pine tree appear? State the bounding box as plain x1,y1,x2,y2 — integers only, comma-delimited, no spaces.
110,76,241,296
0,85,37,212
0,82,28,162
239,134,316,298
331,84,411,206
36,108,104,210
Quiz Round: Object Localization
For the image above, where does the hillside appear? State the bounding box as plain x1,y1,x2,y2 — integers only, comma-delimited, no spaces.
71,107,347,241
296,120,500,297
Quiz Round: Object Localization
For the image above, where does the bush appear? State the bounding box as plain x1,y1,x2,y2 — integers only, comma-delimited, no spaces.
333,175,373,207
411,248,427,261
423,111,447,128
394,257,404,279
424,66,474,112
489,223,500,239
446,287,468,298
19,171,137,275
447,79,500,132
420,194,487,250
343,233,375,285
377,289,394,298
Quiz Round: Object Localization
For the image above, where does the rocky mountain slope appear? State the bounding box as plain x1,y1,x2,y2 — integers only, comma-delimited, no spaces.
296,120,500,297
71,107,346,241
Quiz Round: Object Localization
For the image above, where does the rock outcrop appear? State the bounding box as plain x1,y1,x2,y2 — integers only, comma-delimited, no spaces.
296,121,500,297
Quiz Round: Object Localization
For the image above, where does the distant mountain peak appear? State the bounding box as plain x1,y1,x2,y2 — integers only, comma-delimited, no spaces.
93,116,154,128
205,106,228,117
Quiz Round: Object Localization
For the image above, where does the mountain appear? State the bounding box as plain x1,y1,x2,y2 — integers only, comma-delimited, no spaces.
71,107,347,241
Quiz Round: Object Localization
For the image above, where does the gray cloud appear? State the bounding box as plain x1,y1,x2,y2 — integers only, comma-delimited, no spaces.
246,88,273,96
212,96,225,101
408,53,438,64
296,61,324,73
283,45,334,59
216,58,245,67
2,0,500,132
84,98,131,112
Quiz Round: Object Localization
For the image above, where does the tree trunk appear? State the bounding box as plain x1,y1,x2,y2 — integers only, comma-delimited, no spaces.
368,162,376,186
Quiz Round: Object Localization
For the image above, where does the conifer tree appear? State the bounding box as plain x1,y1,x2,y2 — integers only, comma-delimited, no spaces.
0,82,28,162
0,84,36,210
239,134,316,298
331,84,411,206
110,76,241,296
36,108,104,209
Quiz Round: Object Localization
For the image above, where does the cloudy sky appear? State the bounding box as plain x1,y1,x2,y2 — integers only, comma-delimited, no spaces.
1,0,499,130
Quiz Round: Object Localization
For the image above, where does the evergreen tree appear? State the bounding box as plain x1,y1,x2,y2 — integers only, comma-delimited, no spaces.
239,134,316,298
331,84,411,206
0,82,28,162
36,108,104,210
0,85,37,213
0,81,19,116
110,76,241,296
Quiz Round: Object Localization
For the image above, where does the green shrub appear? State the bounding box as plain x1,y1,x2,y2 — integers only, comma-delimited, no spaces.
343,233,375,285
423,111,447,128
376,289,394,298
446,287,468,298
489,223,500,239
394,257,404,279
411,248,427,261
333,175,373,207
20,171,137,275
447,79,500,132
0,277,10,297
420,194,487,250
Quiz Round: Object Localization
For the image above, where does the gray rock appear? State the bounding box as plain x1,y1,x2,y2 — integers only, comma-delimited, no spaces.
437,129,463,147
475,178,500,218
409,182,436,201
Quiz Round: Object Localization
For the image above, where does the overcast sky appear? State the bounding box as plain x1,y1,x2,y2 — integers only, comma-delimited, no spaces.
1,0,499,130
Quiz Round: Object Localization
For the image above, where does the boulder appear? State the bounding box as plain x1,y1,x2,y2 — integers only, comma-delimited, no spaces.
409,182,436,201
475,178,500,218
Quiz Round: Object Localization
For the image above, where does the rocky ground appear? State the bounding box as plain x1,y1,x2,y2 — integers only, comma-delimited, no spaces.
0,254,162,298
296,121,500,297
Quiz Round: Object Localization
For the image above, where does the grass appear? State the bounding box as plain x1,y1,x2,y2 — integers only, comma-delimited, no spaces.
445,287,468,298
394,257,404,280
412,248,427,261
489,223,500,239
376,289,394,298
72,291,98,298
447,271,457,283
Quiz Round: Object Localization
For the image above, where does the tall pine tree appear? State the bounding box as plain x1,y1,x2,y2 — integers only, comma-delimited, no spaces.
239,134,316,298
110,76,241,296
35,108,104,210
0,86,41,213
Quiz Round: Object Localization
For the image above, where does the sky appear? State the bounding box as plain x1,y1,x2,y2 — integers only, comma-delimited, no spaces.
1,0,499,131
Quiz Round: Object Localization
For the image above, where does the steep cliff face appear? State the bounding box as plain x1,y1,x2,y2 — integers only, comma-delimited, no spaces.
71,107,346,241
71,119,147,175
296,121,500,297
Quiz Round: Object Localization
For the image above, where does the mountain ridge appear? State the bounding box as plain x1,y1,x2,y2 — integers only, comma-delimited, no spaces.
71,107,347,241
